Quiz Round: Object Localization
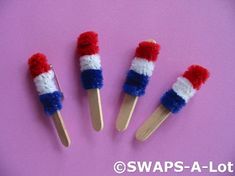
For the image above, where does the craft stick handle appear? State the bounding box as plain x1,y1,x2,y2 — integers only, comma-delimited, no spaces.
146,39,156,43
135,105,171,141
52,111,71,147
116,94,138,132
87,89,104,131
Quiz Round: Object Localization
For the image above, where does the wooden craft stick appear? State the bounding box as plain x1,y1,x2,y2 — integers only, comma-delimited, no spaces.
87,89,104,131
116,94,138,131
50,65,64,99
52,111,71,147
135,105,171,141
146,39,157,43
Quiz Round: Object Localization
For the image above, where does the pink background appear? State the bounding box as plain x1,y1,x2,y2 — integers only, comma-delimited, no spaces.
0,0,235,175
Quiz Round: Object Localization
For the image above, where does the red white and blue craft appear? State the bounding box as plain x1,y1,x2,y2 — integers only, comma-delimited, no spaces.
28,53,63,115
28,53,71,147
136,64,210,141
123,41,160,96
116,40,161,132
77,31,103,90
77,31,104,131
161,65,210,113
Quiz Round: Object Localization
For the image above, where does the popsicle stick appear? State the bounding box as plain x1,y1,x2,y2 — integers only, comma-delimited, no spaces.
135,105,171,141
146,39,156,43
87,89,104,131
50,65,64,99
116,94,138,132
52,111,71,147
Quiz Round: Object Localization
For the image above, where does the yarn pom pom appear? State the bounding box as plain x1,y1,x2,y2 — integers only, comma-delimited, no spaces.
81,69,103,89
135,41,160,61
123,70,149,96
161,89,186,113
28,53,50,78
39,91,63,115
77,31,99,56
182,65,209,90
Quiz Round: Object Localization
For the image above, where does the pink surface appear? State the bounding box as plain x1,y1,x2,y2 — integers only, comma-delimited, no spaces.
0,0,235,175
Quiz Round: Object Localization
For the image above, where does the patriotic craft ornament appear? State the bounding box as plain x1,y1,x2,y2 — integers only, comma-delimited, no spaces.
136,65,209,141
28,53,71,147
77,31,104,131
116,40,160,132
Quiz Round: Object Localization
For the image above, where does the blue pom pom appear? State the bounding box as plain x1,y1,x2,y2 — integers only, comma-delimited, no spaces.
81,69,103,89
161,89,186,113
123,70,149,96
39,91,63,116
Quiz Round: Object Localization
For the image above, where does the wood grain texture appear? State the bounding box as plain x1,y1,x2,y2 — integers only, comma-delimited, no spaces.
116,94,138,132
146,39,156,43
87,89,104,131
135,105,171,141
52,111,71,147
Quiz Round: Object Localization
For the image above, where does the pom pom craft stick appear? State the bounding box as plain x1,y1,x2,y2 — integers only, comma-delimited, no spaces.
136,65,210,141
77,31,104,131
28,53,71,147
116,40,160,132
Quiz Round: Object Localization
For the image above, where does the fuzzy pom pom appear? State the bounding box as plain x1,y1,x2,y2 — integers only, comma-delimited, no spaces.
80,54,101,71
182,65,209,90
81,69,103,89
77,31,99,56
130,58,155,77
33,70,58,95
123,70,149,96
28,53,51,78
161,89,186,113
39,91,63,115
135,41,160,61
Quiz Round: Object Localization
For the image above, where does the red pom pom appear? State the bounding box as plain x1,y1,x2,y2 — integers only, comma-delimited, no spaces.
28,53,50,78
135,41,160,61
77,31,99,56
183,65,210,90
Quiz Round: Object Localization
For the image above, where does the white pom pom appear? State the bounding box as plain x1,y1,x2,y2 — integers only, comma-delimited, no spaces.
33,70,58,95
130,57,154,77
80,54,101,71
172,77,196,102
